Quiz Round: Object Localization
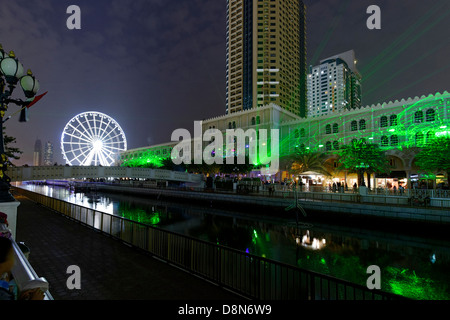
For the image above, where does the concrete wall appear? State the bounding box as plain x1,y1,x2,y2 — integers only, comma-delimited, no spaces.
95,185,450,225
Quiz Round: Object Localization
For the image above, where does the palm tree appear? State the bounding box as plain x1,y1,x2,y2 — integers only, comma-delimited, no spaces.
287,149,332,177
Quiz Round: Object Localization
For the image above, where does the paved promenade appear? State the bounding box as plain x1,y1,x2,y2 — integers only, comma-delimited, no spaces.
14,195,242,300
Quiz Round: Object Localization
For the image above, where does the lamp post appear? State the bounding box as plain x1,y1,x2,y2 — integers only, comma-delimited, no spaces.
0,44,40,202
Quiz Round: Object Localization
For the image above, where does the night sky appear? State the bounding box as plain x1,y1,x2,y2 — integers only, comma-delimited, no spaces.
1,0,449,166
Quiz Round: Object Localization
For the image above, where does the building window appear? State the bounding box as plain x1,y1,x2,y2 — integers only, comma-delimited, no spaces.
390,115,398,126
232,121,236,129
381,136,389,147
300,128,306,138
326,141,332,151
390,135,399,146
332,123,339,134
426,109,436,122
251,117,256,126
415,132,424,146
351,121,358,131
414,111,423,123
380,116,388,128
333,141,339,150
359,119,366,130
228,122,232,129
426,131,435,144
294,129,299,139
256,116,261,125
325,124,331,135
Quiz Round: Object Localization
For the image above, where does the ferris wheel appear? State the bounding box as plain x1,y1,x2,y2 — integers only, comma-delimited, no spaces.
61,111,127,166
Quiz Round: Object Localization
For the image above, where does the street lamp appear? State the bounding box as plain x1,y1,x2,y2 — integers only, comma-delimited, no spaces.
0,44,40,202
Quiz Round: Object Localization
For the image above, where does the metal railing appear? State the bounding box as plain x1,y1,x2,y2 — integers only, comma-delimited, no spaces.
14,187,405,300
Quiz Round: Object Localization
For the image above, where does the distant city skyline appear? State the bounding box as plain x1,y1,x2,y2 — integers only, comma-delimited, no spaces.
1,0,449,166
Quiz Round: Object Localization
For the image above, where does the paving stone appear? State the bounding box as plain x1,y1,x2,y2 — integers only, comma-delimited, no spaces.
15,195,242,301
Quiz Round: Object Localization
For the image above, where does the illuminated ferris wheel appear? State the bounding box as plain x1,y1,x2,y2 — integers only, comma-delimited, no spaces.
61,112,127,166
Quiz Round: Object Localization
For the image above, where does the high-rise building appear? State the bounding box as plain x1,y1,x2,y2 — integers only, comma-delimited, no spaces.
43,141,54,166
307,50,362,117
33,139,42,166
226,0,307,117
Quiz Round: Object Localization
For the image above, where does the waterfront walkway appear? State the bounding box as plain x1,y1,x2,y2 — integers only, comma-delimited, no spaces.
14,195,242,300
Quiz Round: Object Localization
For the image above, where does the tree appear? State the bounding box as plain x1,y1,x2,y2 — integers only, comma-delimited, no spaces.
336,140,389,188
415,136,450,186
287,149,332,177
159,157,186,172
3,127,23,166
219,155,255,175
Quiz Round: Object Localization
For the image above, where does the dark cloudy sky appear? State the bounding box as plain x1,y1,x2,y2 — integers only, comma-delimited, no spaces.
1,0,449,165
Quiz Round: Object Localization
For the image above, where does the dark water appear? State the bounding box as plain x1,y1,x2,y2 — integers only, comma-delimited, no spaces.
19,183,450,300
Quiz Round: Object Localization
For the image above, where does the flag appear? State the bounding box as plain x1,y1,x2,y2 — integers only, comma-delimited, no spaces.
19,91,48,122
26,91,48,109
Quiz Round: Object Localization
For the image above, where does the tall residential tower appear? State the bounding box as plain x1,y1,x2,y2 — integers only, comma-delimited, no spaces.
307,50,362,117
226,0,307,117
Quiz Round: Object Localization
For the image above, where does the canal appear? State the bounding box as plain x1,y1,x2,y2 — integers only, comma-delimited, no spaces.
17,183,450,300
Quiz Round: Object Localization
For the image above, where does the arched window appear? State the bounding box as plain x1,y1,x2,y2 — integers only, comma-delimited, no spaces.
414,111,423,123
390,115,398,126
380,116,388,128
351,121,358,131
426,109,435,122
333,123,339,134
426,131,435,144
251,117,256,126
300,128,306,138
415,132,424,146
232,121,236,129
256,116,261,125
359,119,366,130
390,135,399,146
228,122,232,129
381,136,389,147
325,124,331,134
294,129,299,139
326,141,332,151
333,141,339,150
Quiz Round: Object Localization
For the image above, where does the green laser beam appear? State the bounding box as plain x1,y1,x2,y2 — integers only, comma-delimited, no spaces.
363,40,450,98
361,0,448,75
382,61,450,103
309,0,352,66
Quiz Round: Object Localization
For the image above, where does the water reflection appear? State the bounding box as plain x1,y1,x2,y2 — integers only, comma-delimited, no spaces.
18,183,450,300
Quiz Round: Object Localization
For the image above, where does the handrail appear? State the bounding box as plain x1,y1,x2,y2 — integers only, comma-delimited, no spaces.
0,224,53,300
14,186,405,300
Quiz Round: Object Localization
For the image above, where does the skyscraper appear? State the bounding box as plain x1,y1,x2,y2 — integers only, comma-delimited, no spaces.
226,0,307,117
43,141,54,166
307,50,362,117
33,139,42,166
